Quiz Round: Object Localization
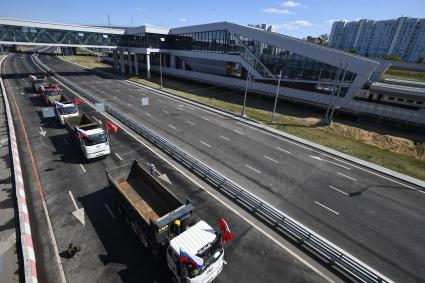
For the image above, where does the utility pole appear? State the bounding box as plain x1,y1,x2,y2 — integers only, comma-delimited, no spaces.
271,71,283,123
107,14,111,27
241,66,251,116
324,62,342,123
329,62,349,124
159,53,163,89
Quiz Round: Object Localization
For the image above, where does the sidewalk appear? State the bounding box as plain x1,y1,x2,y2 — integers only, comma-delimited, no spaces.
0,56,20,283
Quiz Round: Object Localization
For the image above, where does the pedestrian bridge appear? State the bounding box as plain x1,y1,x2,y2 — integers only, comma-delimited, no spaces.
0,18,125,48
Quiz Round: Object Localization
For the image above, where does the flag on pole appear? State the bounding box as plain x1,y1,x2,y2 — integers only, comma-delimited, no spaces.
219,217,234,242
74,97,84,105
180,249,204,270
106,120,119,133
77,128,89,137
54,101,65,108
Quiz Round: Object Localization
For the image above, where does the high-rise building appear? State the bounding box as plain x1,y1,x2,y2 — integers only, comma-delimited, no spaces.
329,17,425,63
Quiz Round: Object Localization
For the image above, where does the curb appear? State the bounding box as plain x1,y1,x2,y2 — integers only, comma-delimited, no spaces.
0,56,38,283
59,56,425,189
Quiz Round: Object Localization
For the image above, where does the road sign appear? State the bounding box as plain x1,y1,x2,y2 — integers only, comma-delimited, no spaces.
42,107,55,118
142,97,149,106
95,102,105,112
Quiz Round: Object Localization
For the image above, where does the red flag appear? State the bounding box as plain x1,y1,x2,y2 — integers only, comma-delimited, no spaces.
219,217,234,242
74,97,84,105
106,120,119,133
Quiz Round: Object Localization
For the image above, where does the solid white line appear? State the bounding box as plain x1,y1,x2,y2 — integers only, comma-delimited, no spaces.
201,116,209,121
276,147,291,154
144,112,152,117
104,203,116,219
326,160,351,170
315,201,340,215
186,120,196,126
79,164,86,173
162,109,169,114
49,56,334,281
337,172,357,182
264,155,279,164
219,135,230,141
233,129,244,135
245,164,262,174
115,153,123,161
329,185,349,196
168,124,176,130
200,141,212,148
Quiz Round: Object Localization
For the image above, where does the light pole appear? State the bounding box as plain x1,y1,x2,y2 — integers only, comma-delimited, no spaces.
159,37,165,90
271,70,282,123
241,65,251,116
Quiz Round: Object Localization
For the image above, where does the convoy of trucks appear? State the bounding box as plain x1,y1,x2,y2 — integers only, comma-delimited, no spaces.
65,114,110,159
107,161,224,283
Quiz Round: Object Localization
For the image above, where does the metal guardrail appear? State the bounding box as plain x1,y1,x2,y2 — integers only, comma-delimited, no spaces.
33,54,393,283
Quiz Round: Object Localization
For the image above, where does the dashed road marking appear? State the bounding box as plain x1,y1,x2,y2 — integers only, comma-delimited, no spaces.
158,99,164,103
79,164,86,173
201,116,210,121
144,112,152,117
104,203,116,219
200,141,212,148
337,172,357,182
276,147,291,154
233,129,244,135
186,120,196,126
162,110,169,114
315,201,340,215
329,185,349,196
264,155,279,164
245,164,262,174
115,153,123,161
219,135,230,141
168,124,176,130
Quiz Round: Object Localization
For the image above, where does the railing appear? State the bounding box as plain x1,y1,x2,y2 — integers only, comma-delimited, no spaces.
33,54,393,283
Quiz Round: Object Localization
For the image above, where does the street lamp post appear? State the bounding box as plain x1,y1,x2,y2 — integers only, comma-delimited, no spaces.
271,71,283,123
241,66,251,116
159,37,165,90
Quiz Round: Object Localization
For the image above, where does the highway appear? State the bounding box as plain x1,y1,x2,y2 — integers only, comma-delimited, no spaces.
32,53,425,283
2,53,331,282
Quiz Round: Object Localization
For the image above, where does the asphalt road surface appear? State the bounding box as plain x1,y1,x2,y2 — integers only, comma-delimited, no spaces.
32,53,425,283
2,53,334,282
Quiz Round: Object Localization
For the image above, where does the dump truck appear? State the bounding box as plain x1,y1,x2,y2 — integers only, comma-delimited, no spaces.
41,84,63,105
106,161,224,283
29,74,47,92
64,113,110,159
53,96,79,126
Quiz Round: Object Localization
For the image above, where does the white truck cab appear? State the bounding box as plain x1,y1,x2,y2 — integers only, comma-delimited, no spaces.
168,221,224,283
79,128,110,159
55,103,79,125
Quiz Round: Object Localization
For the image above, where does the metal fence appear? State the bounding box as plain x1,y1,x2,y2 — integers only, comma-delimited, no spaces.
33,54,392,283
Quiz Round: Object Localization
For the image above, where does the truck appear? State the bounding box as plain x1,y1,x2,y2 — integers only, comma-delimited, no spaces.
53,96,79,126
29,74,47,92
64,113,110,159
106,161,224,283
41,84,62,105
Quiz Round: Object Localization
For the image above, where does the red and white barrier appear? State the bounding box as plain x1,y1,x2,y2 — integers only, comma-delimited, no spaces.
0,56,38,283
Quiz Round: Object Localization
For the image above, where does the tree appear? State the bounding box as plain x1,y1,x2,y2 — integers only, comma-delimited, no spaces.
385,55,401,61
347,48,357,54
417,57,425,64
319,33,329,46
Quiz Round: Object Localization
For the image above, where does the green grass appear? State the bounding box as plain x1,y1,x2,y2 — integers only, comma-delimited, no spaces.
384,69,425,82
62,55,425,180
60,55,111,69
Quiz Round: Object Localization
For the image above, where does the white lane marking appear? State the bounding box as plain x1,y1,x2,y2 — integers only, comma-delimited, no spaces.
104,203,116,219
315,201,340,215
233,129,244,135
79,164,86,173
201,116,210,121
179,104,195,110
245,164,262,174
264,155,279,164
162,109,170,114
177,107,184,111
168,124,176,130
337,172,357,182
157,99,164,103
112,95,118,99
329,185,349,196
200,141,212,148
219,135,230,141
186,120,196,126
46,56,334,281
144,112,152,117
127,103,132,106
115,153,123,161
276,147,291,154
309,156,350,170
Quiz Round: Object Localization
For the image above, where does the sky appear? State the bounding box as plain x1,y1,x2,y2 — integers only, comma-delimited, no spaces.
1,0,424,38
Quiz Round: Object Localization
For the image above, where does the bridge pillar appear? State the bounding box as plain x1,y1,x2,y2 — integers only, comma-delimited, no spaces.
134,53,139,76
170,55,176,68
129,53,133,75
113,50,118,72
119,50,125,74
146,54,151,79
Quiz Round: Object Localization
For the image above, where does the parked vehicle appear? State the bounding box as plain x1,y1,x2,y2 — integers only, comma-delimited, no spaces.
107,161,225,283
64,113,110,159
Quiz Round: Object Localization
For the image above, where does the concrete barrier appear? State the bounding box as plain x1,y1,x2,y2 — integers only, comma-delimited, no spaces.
0,55,38,283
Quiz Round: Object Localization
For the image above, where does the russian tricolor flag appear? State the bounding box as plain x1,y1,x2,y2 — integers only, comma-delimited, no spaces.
55,101,65,108
77,128,89,137
180,249,203,270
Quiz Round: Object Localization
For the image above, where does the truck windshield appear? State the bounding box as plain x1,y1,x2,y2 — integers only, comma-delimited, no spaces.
45,90,59,96
82,133,108,146
58,106,78,115
184,234,223,279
